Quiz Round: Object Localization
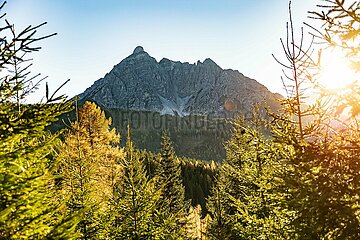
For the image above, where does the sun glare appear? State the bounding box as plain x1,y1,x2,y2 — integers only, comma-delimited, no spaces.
317,49,359,90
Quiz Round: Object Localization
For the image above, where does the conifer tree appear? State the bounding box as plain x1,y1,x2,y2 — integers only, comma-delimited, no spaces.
57,101,123,239
156,131,190,238
207,112,292,240
0,2,75,238
108,125,165,239
270,1,360,238
229,114,293,239
158,131,188,215
206,165,234,239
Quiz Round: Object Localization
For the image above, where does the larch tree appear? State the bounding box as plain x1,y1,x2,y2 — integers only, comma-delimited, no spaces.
57,101,123,239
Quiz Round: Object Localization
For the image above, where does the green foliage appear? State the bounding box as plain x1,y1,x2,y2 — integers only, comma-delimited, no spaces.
108,129,165,239
0,2,75,239
207,6,360,234
4,0,360,239
206,170,234,239
153,131,189,238
207,111,293,240
180,158,217,216
139,149,217,216
158,131,188,215
268,1,360,238
228,117,292,239
271,108,360,239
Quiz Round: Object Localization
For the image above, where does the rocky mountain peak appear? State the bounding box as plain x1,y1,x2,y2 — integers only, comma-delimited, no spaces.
201,58,221,71
79,47,282,117
203,58,216,66
115,46,154,67
133,46,145,54
126,46,152,61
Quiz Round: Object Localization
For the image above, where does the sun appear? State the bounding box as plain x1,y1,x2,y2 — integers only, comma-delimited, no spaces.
317,49,359,90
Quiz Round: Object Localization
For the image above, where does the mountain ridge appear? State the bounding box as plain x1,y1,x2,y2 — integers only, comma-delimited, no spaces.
79,46,282,117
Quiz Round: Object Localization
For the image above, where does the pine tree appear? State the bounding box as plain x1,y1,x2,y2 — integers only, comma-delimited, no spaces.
57,101,123,239
0,2,75,239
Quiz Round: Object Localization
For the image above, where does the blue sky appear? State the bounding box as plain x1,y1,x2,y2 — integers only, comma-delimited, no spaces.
6,0,316,102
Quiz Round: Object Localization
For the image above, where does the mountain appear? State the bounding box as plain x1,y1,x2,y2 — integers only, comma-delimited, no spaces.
69,46,283,161
78,46,282,117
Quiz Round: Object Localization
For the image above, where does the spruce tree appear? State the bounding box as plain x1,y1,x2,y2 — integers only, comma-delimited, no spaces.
57,101,123,239
108,125,165,239
158,131,188,215
207,112,292,240
270,1,360,238
0,2,75,239
156,131,189,238
206,171,233,239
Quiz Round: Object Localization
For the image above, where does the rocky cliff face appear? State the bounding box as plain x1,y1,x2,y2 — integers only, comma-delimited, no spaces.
79,46,282,116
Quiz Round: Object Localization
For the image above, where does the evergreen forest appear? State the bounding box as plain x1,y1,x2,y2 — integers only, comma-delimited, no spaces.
1,1,360,239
